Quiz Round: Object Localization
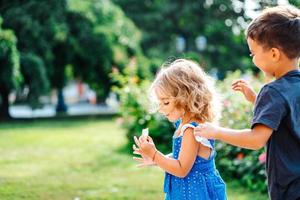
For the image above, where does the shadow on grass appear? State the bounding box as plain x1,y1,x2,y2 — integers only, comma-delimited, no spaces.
0,116,116,130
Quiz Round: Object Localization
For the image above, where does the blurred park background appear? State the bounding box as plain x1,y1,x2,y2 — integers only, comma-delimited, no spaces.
0,0,299,199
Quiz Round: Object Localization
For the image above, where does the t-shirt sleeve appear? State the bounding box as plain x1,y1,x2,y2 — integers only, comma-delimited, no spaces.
251,86,287,131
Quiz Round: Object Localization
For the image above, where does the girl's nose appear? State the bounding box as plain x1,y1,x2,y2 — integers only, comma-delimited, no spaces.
158,108,163,114
158,106,165,115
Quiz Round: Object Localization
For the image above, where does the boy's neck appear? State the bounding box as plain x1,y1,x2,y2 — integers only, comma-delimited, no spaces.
274,58,299,79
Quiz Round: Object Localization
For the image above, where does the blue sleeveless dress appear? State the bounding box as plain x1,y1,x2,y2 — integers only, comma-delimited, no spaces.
164,121,227,200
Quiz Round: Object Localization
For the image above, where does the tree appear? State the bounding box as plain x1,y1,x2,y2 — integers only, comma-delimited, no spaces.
0,0,145,118
0,0,65,113
65,11,113,102
0,16,21,119
114,0,254,78
67,0,143,101
20,53,49,108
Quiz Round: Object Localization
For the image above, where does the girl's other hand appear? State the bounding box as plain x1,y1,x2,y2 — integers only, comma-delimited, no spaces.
134,136,157,159
231,79,257,104
132,144,156,167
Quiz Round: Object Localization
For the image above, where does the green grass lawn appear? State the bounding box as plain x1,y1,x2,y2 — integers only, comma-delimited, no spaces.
0,118,268,200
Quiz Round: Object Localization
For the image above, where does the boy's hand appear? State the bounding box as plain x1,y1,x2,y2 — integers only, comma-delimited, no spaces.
232,79,257,104
194,122,220,140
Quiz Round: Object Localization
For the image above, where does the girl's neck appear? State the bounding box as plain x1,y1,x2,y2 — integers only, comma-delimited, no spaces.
181,111,205,125
181,112,196,124
175,112,202,137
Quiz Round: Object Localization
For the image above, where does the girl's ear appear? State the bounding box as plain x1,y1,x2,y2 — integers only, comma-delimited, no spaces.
271,47,281,62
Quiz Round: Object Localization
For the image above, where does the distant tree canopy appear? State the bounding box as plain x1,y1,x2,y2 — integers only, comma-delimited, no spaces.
20,53,49,108
0,16,21,119
0,0,68,113
66,0,143,101
113,0,251,77
0,0,143,118
114,0,299,77
0,0,298,119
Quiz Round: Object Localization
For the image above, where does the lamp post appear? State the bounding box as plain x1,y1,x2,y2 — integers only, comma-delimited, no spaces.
176,36,186,53
195,35,207,52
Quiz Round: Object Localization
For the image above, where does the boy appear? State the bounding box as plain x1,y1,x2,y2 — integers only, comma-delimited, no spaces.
194,6,300,200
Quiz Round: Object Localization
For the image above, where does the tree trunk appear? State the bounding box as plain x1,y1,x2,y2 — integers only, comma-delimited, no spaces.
185,36,196,52
0,87,11,120
56,88,68,114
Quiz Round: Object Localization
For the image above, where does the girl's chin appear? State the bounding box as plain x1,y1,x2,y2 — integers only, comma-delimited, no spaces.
167,116,180,123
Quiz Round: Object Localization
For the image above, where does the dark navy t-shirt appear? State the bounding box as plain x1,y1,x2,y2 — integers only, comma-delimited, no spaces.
251,70,300,200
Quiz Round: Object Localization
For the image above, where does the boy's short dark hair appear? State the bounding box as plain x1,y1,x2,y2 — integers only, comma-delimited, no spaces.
246,6,300,59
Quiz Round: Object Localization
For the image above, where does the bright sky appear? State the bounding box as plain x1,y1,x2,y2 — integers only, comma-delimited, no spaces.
244,0,290,19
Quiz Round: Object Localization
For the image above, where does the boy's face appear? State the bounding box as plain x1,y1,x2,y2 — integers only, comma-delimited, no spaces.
155,89,184,122
247,37,277,76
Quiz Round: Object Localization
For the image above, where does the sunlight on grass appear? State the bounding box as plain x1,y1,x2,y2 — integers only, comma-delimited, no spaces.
0,119,268,200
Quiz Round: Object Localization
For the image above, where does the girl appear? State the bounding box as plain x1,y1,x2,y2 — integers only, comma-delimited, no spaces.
133,59,226,200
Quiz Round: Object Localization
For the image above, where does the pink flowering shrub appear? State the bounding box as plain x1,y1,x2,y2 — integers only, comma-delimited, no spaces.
259,152,266,164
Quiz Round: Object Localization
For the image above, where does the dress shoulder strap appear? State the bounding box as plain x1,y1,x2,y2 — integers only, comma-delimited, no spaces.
179,122,213,149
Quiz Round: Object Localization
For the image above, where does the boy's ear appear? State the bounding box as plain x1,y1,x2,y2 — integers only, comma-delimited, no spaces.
271,48,281,62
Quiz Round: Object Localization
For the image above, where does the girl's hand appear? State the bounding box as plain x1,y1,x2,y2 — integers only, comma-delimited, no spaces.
132,144,156,167
232,79,257,104
133,135,157,160
194,122,220,140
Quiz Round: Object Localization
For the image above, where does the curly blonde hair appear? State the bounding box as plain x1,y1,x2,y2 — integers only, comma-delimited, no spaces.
150,59,221,123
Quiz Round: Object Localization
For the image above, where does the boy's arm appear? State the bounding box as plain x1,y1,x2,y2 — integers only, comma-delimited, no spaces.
216,124,272,149
194,123,272,150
